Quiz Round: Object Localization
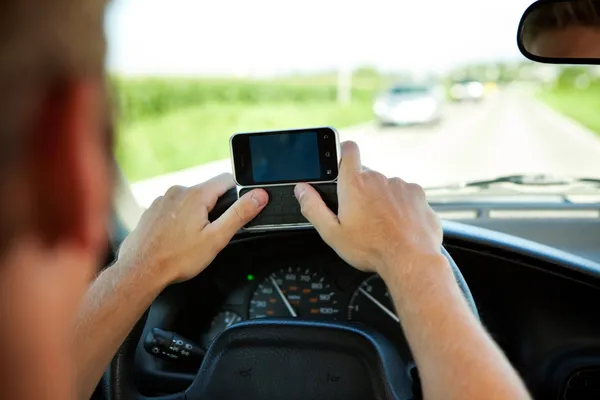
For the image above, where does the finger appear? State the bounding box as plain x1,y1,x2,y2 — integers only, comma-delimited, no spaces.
295,183,340,243
144,195,165,217
388,177,405,185
164,185,186,199
406,182,427,202
339,141,362,182
136,195,164,230
161,186,187,208
191,173,236,210
207,189,269,246
149,195,164,208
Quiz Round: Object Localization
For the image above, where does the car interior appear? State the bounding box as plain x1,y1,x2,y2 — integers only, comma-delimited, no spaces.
99,0,600,399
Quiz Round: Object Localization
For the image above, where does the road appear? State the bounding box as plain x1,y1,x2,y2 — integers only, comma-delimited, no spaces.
131,88,600,207
341,87,600,188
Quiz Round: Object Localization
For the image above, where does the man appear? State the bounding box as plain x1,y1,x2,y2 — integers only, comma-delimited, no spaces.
0,1,530,400
522,0,600,58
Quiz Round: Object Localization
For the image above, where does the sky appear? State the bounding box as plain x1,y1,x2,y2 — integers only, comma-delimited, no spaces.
105,0,533,77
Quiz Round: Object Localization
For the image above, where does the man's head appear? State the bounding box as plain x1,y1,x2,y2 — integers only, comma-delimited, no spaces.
0,1,112,398
0,0,113,255
522,0,600,58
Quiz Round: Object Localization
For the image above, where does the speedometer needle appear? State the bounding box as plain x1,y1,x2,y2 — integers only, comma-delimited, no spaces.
359,288,400,323
270,275,298,317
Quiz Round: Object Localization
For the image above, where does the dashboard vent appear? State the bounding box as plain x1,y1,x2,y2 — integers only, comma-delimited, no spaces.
563,368,600,400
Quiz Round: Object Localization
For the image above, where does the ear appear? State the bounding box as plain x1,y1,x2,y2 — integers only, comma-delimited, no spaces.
28,79,112,256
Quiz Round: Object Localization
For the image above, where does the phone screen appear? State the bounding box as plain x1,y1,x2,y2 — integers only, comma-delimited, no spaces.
232,127,339,186
249,132,321,183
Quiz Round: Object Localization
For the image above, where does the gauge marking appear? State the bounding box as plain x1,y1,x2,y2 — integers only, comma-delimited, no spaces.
249,267,341,320
270,274,297,317
359,287,399,323
348,275,399,324
205,310,243,347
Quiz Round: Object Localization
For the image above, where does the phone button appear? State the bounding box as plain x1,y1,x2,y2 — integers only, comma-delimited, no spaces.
324,134,329,140
325,151,331,158
326,169,333,175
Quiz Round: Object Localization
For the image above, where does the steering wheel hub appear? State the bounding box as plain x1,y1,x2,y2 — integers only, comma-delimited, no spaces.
186,320,413,400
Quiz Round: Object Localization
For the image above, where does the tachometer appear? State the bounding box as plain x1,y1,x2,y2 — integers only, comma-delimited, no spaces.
249,266,341,319
348,275,411,358
348,274,399,325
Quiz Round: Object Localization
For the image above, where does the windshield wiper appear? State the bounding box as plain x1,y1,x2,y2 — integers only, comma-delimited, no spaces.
425,174,600,191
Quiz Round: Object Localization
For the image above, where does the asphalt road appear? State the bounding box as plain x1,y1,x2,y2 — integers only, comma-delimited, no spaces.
131,87,600,207
340,87,600,189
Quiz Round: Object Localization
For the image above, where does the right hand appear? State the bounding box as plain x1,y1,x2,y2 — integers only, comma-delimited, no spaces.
294,141,443,276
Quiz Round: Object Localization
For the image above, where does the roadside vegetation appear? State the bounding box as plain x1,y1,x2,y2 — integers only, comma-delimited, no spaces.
538,67,600,135
114,74,385,181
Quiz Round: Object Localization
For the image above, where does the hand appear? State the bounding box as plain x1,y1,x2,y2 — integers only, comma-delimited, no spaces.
294,141,442,276
117,173,268,284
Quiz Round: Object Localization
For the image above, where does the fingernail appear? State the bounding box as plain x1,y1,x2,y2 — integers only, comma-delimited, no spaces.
251,190,268,208
294,184,305,199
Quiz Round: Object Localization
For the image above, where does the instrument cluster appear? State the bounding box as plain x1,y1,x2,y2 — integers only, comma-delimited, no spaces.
198,259,410,358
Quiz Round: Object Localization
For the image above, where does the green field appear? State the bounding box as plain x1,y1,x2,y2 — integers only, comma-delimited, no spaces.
538,67,600,136
115,76,382,181
539,84,600,135
116,101,373,181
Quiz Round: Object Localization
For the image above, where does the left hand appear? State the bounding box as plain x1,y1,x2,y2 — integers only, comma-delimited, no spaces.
116,173,268,284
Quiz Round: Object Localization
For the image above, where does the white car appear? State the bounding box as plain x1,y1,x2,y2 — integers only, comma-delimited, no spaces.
373,84,444,126
449,79,485,102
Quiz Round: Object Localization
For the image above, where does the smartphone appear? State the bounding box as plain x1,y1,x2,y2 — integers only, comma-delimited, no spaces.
230,127,340,230
230,127,340,187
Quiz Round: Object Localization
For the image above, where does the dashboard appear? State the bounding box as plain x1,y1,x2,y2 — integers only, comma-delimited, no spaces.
155,238,416,364
129,222,600,400
197,258,409,358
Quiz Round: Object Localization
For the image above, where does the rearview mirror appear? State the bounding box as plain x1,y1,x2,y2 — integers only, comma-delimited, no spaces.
518,0,600,63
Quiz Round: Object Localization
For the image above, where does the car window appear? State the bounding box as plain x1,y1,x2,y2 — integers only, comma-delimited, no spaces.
106,0,600,210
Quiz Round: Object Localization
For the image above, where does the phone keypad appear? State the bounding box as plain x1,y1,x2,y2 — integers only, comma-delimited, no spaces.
240,183,338,228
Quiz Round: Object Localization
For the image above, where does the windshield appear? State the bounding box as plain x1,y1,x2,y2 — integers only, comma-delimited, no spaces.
106,0,600,207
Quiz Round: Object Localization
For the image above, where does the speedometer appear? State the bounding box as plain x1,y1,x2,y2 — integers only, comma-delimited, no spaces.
249,266,341,320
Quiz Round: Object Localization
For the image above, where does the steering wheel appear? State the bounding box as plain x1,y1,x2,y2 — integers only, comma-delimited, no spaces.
108,189,479,400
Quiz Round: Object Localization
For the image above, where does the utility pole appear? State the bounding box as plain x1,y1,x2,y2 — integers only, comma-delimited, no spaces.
337,66,352,104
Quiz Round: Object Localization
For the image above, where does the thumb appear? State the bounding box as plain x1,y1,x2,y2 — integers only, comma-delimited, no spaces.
208,189,269,246
295,183,339,242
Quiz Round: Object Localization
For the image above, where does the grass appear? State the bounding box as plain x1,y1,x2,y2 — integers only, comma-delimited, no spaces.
539,84,600,134
116,101,373,182
112,75,383,126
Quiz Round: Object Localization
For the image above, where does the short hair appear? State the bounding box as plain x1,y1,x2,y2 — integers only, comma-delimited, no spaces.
521,0,600,48
0,0,107,154
0,0,108,253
